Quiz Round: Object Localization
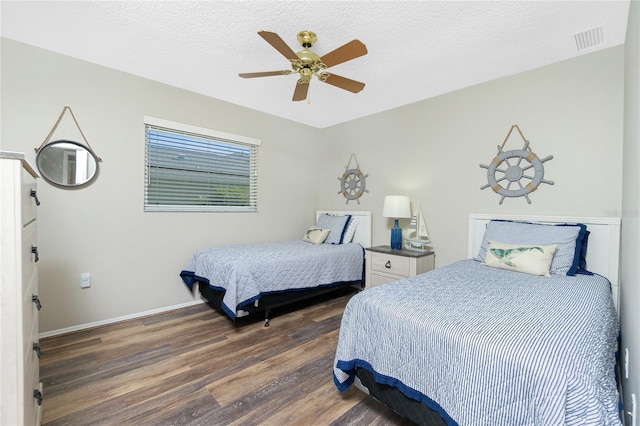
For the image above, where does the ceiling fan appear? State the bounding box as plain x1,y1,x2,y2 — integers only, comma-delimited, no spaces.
239,30,368,102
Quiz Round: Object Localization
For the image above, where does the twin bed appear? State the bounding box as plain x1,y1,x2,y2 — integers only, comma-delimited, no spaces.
180,210,371,326
334,214,622,426
180,211,622,424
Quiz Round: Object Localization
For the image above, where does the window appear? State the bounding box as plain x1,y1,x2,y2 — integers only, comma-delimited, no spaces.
144,117,260,212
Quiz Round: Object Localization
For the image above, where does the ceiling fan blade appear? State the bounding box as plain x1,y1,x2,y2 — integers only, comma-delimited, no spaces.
318,39,367,68
258,30,299,61
320,73,365,93
239,70,292,78
292,81,309,101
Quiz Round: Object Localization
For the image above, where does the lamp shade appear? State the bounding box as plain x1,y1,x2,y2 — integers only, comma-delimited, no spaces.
382,195,411,218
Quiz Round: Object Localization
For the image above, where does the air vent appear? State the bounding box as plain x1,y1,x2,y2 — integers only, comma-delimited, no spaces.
573,25,605,52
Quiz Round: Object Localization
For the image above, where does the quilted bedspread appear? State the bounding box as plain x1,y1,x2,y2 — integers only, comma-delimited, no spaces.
333,259,620,426
180,240,364,320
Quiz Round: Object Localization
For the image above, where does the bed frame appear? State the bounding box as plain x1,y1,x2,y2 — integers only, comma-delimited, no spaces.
355,213,621,426
197,210,372,327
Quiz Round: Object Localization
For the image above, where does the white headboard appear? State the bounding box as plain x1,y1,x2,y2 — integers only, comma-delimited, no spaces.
468,213,621,314
316,210,372,248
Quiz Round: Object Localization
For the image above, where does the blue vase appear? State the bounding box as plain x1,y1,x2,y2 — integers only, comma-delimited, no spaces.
390,219,403,250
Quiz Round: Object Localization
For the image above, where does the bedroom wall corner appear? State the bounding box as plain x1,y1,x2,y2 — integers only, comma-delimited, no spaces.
317,46,625,269
620,0,640,422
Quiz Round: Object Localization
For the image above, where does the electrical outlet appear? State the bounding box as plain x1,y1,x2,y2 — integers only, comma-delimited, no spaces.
629,393,637,426
80,273,91,288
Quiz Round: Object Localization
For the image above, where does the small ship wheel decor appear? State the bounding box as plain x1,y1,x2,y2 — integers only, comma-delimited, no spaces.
338,154,369,204
480,125,554,205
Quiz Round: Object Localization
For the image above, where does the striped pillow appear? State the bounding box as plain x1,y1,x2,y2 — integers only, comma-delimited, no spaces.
316,214,352,244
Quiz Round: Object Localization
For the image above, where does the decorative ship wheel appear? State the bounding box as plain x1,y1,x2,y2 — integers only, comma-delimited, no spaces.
480,125,554,204
338,154,368,204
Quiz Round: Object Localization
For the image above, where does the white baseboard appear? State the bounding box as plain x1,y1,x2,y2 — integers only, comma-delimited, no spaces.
39,298,205,339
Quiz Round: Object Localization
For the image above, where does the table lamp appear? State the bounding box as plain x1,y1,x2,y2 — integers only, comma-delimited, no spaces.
382,195,411,250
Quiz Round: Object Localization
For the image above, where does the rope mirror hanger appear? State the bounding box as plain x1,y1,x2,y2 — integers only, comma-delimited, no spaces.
34,106,102,188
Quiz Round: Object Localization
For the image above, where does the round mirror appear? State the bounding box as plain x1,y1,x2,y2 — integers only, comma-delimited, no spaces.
36,140,99,187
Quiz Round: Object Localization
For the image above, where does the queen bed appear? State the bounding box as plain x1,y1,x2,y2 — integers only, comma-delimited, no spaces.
180,210,371,326
333,214,622,425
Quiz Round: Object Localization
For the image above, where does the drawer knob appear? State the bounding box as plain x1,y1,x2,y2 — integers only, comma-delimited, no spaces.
30,189,41,206
32,294,42,311
33,342,42,359
31,246,39,262
33,389,43,406
385,260,391,269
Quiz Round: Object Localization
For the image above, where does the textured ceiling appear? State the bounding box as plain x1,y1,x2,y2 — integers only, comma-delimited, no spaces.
0,1,630,128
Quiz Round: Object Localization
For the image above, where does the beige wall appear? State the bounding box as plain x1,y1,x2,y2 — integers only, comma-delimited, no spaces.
1,38,325,332
318,46,624,268
621,0,640,420
1,38,625,335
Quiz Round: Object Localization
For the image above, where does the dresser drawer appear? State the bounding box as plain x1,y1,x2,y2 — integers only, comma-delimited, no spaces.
23,311,40,390
22,221,38,285
21,168,38,225
22,268,39,342
370,251,411,277
23,361,40,426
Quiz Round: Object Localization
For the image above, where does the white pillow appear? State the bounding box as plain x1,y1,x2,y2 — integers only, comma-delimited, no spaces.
484,240,557,277
303,226,330,245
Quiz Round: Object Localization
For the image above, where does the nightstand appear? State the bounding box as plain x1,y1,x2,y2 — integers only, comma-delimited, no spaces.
365,245,435,288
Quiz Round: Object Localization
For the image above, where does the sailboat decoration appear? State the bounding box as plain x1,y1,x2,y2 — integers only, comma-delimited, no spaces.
404,203,432,252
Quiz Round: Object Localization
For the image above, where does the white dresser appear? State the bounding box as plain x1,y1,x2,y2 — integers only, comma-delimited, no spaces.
1,151,43,425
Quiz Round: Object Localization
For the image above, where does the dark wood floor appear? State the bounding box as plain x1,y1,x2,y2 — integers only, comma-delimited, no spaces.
39,288,414,425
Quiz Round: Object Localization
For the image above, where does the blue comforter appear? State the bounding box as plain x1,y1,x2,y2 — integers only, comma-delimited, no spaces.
333,259,620,425
181,240,364,320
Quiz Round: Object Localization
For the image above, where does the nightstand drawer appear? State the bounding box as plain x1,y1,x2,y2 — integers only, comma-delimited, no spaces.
369,273,403,287
370,252,411,277
365,246,435,289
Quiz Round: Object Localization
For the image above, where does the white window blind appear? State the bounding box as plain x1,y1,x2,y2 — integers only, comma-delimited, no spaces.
144,117,260,212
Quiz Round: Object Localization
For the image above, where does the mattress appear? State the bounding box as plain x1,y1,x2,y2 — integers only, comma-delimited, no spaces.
181,240,364,320
333,259,620,425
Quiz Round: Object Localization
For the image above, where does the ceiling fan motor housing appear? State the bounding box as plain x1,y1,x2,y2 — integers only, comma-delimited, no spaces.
293,31,322,78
